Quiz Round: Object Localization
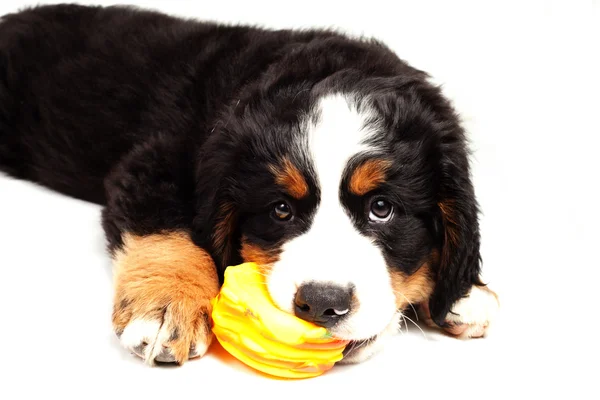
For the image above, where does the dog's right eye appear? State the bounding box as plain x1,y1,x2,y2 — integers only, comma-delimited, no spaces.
369,198,394,223
272,202,293,221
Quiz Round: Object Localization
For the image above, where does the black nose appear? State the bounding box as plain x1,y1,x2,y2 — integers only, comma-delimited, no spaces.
294,283,353,328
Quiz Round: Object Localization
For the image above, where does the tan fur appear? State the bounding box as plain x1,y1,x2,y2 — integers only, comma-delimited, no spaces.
112,231,219,364
270,157,309,199
390,264,434,309
240,237,280,273
349,159,392,196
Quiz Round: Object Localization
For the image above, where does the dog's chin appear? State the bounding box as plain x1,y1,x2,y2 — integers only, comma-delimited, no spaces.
329,307,400,341
340,337,378,363
337,312,402,364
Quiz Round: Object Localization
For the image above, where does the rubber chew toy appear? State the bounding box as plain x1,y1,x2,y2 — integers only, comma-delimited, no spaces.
211,263,348,379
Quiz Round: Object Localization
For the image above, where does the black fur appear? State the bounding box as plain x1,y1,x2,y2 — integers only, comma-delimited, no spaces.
0,4,483,326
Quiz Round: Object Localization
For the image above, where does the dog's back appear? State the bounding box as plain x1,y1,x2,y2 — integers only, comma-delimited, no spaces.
0,4,337,203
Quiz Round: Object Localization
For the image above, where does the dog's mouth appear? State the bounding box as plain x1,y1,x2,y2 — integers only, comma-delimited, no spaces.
342,335,377,358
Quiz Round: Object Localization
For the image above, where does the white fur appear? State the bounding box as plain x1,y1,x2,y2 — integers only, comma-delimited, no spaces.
447,286,499,324
445,286,499,338
190,336,211,359
340,312,402,364
267,93,398,341
119,318,161,360
119,317,210,364
147,319,175,365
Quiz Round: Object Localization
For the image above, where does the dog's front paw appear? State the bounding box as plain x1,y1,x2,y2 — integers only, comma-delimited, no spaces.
111,233,220,365
113,294,213,365
420,285,499,338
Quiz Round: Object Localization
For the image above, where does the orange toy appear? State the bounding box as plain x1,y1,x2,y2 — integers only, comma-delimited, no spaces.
211,263,348,379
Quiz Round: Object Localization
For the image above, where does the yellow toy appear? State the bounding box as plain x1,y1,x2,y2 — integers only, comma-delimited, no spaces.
211,262,348,379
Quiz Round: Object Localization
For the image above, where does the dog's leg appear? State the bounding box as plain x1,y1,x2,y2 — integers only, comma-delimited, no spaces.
112,232,218,364
102,135,219,365
419,284,499,338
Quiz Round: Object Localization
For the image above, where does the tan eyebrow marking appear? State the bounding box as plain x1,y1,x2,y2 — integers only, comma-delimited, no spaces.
349,158,393,196
270,157,309,199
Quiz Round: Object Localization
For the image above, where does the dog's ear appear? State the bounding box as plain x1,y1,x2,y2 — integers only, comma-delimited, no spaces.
428,130,484,327
191,129,243,280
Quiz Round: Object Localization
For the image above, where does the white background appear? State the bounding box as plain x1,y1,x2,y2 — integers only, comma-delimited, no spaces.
1,0,598,398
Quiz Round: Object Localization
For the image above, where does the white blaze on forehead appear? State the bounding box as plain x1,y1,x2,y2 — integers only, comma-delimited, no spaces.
267,93,398,341
306,93,379,203
300,93,382,281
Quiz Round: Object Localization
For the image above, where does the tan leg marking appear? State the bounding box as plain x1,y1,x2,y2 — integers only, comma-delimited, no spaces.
112,232,219,365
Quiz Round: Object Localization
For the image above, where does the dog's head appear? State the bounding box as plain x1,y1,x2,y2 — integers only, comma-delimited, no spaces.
194,48,481,360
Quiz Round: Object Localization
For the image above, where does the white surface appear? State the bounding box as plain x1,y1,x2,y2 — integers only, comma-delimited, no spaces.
1,0,598,398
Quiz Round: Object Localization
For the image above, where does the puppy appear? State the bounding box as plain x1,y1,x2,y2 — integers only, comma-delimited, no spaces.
0,4,499,365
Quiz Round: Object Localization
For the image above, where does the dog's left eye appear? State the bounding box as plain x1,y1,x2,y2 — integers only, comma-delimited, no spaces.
369,199,394,222
272,201,293,221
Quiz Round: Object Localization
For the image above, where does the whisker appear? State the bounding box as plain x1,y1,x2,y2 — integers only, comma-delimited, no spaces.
342,341,358,359
394,290,418,322
342,335,374,360
353,339,370,353
403,314,427,340
400,312,408,335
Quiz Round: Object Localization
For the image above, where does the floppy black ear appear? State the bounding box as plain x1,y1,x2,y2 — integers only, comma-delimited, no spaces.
191,128,244,281
428,133,484,327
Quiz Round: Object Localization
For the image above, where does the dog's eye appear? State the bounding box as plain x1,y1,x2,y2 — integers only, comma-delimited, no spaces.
272,202,293,221
369,199,393,222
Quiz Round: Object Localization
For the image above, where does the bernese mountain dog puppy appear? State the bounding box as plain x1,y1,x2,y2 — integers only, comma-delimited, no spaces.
0,4,499,365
